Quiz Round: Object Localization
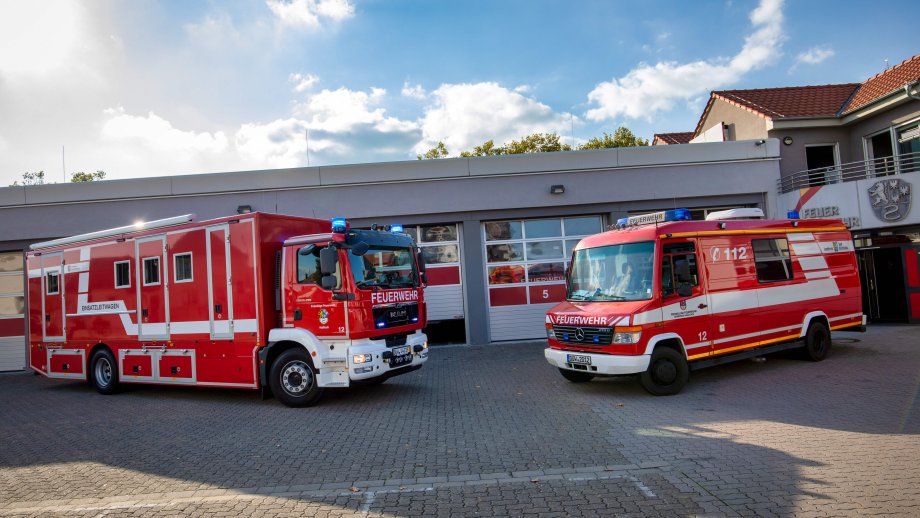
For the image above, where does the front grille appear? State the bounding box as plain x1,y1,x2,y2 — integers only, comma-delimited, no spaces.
553,325,613,346
384,333,409,347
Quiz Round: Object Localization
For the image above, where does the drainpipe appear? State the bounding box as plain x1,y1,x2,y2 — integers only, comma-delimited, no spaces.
906,80,920,101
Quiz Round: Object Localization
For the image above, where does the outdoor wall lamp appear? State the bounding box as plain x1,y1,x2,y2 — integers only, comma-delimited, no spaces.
783,136,793,146
549,185,565,195
237,205,253,214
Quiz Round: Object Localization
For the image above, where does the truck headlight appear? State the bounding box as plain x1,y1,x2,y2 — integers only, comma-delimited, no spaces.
352,354,372,364
612,326,642,344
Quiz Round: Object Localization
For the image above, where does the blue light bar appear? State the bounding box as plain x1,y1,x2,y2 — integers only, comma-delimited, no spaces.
331,218,348,233
787,210,800,220
623,208,691,227
376,321,386,328
390,224,404,234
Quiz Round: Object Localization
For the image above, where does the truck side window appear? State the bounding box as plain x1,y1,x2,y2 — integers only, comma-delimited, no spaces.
297,246,340,289
752,238,793,282
661,242,699,297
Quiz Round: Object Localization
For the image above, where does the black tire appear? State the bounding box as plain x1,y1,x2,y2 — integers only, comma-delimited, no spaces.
89,349,120,395
269,349,324,407
639,347,688,396
802,321,831,362
558,368,594,383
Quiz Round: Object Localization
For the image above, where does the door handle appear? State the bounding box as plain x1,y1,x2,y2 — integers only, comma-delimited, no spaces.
45,314,50,322
215,304,222,313
142,308,149,317
293,309,302,321
698,303,708,309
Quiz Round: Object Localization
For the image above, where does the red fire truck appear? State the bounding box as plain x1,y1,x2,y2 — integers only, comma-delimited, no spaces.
27,213,429,406
544,208,864,395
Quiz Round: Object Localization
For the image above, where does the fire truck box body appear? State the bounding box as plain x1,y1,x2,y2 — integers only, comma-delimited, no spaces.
544,209,863,395
27,212,429,406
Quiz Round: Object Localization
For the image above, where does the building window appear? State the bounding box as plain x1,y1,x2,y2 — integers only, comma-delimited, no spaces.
0,252,25,320
114,261,131,288
897,122,920,174
174,253,193,283
45,271,59,295
143,257,160,286
752,238,793,282
805,144,840,185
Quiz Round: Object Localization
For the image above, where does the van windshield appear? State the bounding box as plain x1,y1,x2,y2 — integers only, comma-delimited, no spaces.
349,246,420,289
567,241,654,301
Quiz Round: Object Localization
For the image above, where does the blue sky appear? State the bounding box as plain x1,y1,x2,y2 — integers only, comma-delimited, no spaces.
0,0,916,184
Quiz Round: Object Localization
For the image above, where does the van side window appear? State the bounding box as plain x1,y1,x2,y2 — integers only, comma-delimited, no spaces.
752,238,793,282
297,245,340,289
45,271,60,295
114,261,131,288
661,242,699,297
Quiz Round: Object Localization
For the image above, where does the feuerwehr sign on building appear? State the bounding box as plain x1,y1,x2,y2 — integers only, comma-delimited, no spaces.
777,171,917,231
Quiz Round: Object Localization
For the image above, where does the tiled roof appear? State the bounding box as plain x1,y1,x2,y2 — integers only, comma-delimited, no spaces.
842,54,920,114
715,84,860,119
652,132,694,145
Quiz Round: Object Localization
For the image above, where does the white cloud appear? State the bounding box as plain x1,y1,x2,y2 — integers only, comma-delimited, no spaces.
0,0,83,76
585,0,785,121
290,73,319,92
101,108,229,155
795,46,834,66
416,82,576,155
401,82,427,100
266,0,354,29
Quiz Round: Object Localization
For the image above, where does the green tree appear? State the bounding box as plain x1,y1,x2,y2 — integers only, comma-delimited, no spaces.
460,140,503,157
70,170,106,182
502,133,572,154
9,171,46,186
417,141,449,160
579,126,649,150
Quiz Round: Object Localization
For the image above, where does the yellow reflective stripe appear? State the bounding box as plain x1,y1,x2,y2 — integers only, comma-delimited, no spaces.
660,227,847,239
687,333,801,360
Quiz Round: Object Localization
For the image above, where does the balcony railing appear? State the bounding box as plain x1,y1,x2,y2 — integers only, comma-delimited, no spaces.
778,151,920,194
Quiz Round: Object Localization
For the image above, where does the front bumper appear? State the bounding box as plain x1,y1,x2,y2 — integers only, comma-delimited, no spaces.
544,348,649,376
347,331,429,381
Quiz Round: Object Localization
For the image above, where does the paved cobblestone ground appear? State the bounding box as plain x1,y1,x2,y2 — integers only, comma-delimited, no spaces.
1,324,919,516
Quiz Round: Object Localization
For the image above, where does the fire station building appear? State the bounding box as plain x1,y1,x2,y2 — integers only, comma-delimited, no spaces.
0,140,781,370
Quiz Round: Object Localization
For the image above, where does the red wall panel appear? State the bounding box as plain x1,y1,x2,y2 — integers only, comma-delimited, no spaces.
0,318,24,337
426,266,460,286
489,287,527,306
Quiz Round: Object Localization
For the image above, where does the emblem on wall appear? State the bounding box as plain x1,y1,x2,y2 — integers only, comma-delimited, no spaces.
867,179,912,222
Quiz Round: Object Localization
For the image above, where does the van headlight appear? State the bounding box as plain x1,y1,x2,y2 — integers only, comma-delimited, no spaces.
612,326,642,344
545,325,556,340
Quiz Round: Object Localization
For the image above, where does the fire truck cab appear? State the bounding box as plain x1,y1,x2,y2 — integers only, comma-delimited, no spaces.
27,213,429,407
544,208,864,395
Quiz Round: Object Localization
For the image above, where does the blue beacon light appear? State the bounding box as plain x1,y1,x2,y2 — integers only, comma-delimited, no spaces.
331,218,348,233
390,224,404,233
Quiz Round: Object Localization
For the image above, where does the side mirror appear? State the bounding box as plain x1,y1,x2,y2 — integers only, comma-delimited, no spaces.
674,259,692,283
320,247,338,275
351,242,370,256
416,251,427,273
320,275,337,291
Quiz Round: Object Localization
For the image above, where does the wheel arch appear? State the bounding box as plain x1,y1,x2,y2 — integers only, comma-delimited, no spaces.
800,312,830,337
86,343,114,379
642,333,687,358
260,328,325,390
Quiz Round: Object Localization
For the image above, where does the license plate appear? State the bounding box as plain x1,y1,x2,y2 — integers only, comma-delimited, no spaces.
567,354,592,365
392,346,409,356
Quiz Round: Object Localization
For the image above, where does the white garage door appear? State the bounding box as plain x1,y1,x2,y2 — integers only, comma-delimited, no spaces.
403,224,464,322
483,216,603,341
0,252,25,371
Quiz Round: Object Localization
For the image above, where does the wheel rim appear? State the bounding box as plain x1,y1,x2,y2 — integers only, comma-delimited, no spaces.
281,361,314,396
95,357,113,388
652,359,677,385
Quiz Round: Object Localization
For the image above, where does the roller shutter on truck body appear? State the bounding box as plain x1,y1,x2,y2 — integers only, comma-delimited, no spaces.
484,216,604,341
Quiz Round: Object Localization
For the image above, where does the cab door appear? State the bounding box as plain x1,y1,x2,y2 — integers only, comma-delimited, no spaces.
285,244,347,338
40,252,65,342
659,240,713,359
136,235,169,341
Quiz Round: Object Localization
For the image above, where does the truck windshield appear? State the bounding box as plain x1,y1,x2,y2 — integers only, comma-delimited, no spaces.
568,241,654,301
349,246,420,290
